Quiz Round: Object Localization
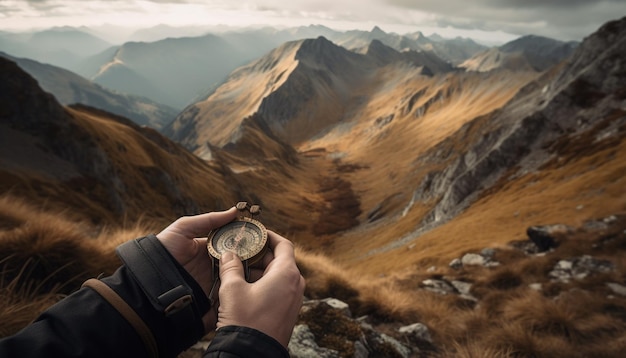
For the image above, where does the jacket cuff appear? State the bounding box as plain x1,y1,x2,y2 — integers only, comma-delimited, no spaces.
207,326,289,358
102,235,210,357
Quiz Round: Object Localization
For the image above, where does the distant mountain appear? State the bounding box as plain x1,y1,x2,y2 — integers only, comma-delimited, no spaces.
0,56,238,223
327,27,488,65
365,39,454,74
0,52,177,129
165,35,460,156
90,33,294,109
0,27,112,70
460,35,578,72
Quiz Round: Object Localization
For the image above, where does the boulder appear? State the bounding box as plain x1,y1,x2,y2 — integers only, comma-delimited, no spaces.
289,324,340,358
398,323,432,343
549,255,614,282
526,224,572,252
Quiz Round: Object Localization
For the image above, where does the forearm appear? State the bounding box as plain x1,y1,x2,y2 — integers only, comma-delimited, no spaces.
0,236,210,358
205,326,289,358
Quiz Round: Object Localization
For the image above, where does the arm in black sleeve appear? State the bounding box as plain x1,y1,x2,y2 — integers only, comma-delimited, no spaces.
0,235,210,358
205,326,289,358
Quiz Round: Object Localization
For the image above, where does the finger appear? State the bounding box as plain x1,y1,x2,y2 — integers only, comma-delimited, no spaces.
267,230,296,261
167,207,238,238
219,251,245,284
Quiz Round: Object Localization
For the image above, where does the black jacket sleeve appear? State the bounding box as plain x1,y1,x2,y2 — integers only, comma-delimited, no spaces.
205,326,289,358
0,266,170,357
0,236,290,358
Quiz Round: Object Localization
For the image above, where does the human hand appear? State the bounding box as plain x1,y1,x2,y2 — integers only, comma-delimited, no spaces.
156,207,238,333
216,230,305,348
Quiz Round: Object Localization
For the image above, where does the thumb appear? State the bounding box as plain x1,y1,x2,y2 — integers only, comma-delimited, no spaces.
219,251,244,283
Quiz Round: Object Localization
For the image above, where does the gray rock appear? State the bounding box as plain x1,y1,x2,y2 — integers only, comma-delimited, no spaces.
289,324,340,358
375,333,411,358
461,253,485,266
549,255,614,282
321,298,352,318
607,282,626,296
481,248,496,259
450,280,473,296
449,258,462,269
353,340,369,358
422,279,455,295
398,323,432,343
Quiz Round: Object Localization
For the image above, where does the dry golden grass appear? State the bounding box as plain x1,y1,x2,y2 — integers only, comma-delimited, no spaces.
0,194,155,337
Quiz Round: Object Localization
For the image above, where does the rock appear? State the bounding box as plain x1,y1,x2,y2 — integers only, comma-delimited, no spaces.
289,324,341,358
450,280,473,296
526,224,571,252
449,258,462,269
461,253,485,266
427,266,437,273
607,283,626,296
353,341,369,358
320,298,352,318
398,323,432,343
549,255,614,282
481,248,496,259
368,331,411,358
529,283,543,291
422,279,456,295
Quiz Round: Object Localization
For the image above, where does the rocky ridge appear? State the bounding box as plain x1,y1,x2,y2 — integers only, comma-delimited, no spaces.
409,16,626,236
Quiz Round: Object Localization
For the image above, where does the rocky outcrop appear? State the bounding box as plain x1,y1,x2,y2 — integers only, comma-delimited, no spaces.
412,16,626,231
289,298,428,358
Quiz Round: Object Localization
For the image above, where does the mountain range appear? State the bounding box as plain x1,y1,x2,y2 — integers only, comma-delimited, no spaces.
0,25,505,111
1,15,625,357
0,52,177,129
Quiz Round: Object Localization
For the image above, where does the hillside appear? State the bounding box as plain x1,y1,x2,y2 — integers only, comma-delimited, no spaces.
0,57,240,225
0,52,177,129
460,35,578,72
0,27,112,70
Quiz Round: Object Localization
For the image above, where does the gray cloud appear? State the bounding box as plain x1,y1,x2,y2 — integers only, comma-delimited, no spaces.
384,0,626,40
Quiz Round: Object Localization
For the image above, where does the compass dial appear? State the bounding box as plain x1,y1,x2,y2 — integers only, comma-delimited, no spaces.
207,217,268,263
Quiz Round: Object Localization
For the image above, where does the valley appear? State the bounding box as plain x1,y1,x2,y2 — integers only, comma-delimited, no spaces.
1,16,626,358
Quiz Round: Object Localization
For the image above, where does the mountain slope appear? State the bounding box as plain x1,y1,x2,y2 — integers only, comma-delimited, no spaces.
461,35,578,72
91,33,295,109
0,27,112,70
0,57,239,224
342,16,626,273
166,36,463,157
166,37,382,152
0,52,177,129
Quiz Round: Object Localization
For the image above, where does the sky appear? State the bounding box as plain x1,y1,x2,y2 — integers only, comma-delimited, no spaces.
1,0,625,44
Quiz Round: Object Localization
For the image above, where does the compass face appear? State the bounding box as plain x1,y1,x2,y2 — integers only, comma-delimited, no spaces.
207,217,268,262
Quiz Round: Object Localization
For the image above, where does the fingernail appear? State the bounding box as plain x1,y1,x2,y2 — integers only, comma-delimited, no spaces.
221,251,235,264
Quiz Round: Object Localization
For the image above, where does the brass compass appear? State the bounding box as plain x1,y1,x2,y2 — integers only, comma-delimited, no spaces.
207,202,269,300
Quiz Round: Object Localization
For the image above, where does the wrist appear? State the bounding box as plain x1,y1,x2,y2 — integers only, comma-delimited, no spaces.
106,235,210,356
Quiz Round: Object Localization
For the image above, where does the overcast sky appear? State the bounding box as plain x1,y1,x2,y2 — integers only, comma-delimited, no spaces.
1,0,625,43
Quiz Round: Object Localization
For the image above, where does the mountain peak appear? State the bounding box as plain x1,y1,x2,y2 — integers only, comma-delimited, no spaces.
371,26,386,36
